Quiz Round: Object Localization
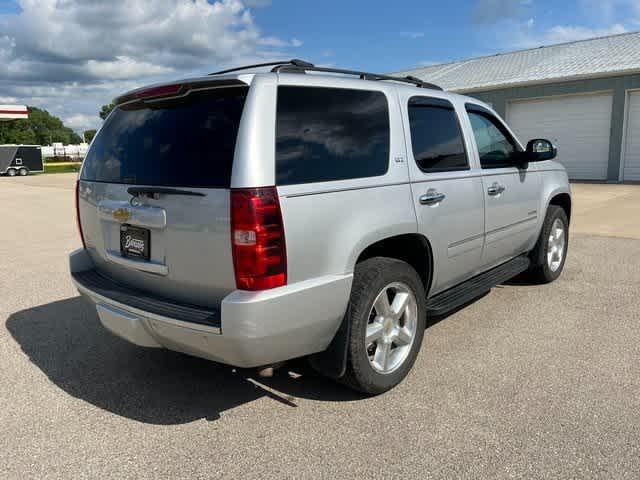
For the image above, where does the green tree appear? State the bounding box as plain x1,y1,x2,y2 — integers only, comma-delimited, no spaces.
83,129,97,143
99,103,115,120
0,106,82,145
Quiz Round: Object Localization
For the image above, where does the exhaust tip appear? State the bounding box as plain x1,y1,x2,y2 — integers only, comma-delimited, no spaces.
256,362,285,378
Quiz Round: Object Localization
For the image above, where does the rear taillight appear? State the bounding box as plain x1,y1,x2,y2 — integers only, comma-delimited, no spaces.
75,180,86,249
231,187,287,291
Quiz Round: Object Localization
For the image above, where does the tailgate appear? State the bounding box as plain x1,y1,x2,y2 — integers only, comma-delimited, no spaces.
77,85,248,308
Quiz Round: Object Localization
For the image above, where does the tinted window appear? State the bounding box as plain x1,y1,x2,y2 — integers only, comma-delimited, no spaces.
408,97,468,172
276,86,389,185
81,88,248,188
466,106,519,169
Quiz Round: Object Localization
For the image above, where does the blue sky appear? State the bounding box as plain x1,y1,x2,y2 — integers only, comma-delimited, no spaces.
0,0,638,132
249,0,638,71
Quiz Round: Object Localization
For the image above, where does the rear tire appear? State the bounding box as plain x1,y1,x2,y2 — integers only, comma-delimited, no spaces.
341,257,426,395
6,168,17,177
527,205,569,283
18,167,28,176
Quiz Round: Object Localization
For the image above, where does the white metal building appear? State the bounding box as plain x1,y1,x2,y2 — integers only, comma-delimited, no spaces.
395,31,640,182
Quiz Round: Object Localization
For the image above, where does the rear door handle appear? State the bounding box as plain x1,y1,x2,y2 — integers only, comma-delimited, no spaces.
419,189,446,205
487,183,506,196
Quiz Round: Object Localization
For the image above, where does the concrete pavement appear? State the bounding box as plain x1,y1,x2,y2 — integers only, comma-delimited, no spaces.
1,174,639,478
571,183,640,239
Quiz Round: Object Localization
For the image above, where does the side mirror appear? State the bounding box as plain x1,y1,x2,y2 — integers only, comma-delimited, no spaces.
526,139,557,162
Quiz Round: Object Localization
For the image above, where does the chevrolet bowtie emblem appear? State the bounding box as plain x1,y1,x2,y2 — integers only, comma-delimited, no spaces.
113,208,131,223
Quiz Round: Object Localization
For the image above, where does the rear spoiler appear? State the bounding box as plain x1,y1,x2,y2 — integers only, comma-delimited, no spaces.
114,78,247,106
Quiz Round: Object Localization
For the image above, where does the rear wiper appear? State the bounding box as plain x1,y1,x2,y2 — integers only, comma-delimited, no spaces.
127,187,206,198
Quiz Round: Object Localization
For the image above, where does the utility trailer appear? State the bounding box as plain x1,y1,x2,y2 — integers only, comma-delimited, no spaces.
0,145,44,176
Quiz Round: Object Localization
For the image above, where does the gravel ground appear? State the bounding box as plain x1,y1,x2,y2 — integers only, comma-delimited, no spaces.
1,174,639,479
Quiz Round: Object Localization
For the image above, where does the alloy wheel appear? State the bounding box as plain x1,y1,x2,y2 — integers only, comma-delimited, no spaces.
365,282,418,374
547,218,565,272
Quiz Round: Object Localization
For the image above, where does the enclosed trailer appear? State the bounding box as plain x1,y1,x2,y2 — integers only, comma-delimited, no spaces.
0,145,44,176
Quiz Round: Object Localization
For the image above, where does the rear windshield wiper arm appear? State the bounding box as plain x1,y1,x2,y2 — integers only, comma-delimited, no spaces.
127,187,206,198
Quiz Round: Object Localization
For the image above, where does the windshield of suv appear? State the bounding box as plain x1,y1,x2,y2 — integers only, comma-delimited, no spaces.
81,87,248,188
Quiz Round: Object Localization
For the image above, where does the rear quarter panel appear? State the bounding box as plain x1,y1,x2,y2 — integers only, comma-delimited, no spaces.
279,184,417,282
274,76,417,283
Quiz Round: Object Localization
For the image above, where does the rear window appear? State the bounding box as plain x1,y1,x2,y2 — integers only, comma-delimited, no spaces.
276,86,390,185
81,87,248,188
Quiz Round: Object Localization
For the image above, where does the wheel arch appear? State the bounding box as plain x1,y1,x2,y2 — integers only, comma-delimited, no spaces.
355,233,434,296
548,192,572,223
309,232,433,380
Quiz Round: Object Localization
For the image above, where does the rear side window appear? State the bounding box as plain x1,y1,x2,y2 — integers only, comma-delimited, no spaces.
81,87,248,188
408,97,468,172
276,86,390,185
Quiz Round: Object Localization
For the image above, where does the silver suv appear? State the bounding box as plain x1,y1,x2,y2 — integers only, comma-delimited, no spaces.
70,60,571,394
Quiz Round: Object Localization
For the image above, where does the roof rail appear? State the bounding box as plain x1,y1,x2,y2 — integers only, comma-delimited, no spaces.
208,59,443,90
272,62,443,90
208,59,313,76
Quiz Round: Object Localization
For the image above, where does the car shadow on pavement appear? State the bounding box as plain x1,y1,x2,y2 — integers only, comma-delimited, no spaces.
6,296,364,425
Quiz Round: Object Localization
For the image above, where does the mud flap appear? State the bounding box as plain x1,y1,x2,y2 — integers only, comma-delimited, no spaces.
308,308,351,379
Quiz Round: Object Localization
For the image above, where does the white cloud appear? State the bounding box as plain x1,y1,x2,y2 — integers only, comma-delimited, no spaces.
258,37,303,47
491,0,636,50
400,32,425,39
86,57,174,80
512,22,628,49
0,0,263,82
578,0,640,25
472,0,532,24
541,24,627,44
0,0,301,133
64,114,99,132
245,0,272,6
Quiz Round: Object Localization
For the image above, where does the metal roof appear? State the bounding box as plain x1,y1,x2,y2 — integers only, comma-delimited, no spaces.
394,31,640,93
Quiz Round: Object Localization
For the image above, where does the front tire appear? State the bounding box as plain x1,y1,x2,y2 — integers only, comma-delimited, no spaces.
18,167,28,176
341,257,426,395
527,205,569,283
6,168,17,177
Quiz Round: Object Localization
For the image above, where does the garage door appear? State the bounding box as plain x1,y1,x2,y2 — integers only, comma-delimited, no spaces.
622,91,640,181
507,93,613,180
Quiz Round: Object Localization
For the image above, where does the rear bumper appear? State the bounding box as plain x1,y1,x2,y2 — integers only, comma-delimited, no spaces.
69,249,352,368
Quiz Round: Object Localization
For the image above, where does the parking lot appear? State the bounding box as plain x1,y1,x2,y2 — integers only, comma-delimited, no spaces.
1,173,639,478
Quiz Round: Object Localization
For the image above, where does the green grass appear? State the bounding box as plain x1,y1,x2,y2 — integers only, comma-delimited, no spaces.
43,163,81,174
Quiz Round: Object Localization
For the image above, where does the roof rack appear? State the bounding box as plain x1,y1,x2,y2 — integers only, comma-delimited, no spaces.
209,59,314,76
209,59,443,91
